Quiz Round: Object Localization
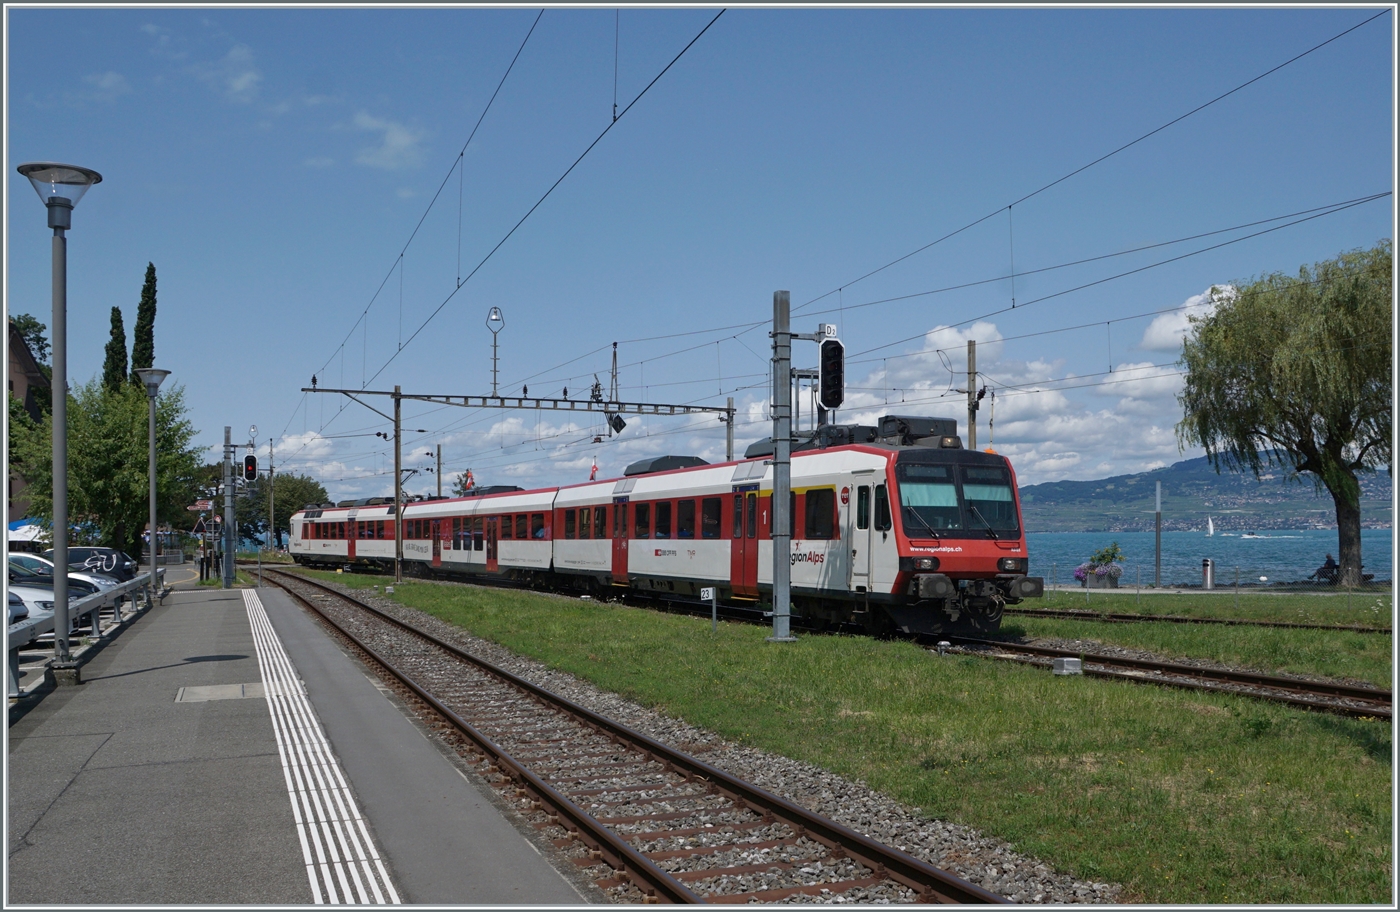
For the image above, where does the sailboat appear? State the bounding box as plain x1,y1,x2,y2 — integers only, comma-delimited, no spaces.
1206,516,1214,537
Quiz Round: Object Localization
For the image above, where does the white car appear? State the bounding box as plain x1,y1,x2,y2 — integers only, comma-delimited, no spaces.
8,584,67,617
8,591,29,624
9,553,118,590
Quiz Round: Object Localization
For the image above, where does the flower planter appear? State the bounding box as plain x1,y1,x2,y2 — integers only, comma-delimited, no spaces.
1085,574,1119,589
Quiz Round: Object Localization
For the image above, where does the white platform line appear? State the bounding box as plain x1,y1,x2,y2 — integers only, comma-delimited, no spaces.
244,590,402,905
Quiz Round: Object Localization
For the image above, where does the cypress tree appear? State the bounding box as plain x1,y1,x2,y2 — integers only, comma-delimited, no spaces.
101,307,128,392
130,262,157,382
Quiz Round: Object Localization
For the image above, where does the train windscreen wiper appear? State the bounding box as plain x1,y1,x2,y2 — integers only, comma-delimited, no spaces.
968,505,999,540
903,506,941,539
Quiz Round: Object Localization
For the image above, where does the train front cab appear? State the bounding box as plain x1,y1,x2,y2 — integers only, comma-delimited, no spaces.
878,446,1044,636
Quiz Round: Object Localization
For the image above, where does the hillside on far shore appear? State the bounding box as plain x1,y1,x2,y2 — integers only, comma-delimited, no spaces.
1018,456,1392,534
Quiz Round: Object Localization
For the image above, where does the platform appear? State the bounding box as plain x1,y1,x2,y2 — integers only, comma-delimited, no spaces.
6,585,586,905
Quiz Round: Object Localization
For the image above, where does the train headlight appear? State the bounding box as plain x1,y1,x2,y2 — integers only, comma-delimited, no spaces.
914,557,939,571
998,557,1028,573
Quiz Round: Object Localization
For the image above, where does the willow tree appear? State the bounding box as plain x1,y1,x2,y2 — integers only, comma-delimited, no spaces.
1177,241,1391,586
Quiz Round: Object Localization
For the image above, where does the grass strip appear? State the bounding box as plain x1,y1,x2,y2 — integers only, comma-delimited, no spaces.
1001,617,1393,689
1034,589,1392,629
302,570,1392,904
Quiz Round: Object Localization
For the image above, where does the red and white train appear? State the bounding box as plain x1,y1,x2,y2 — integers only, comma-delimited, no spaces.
288,416,1044,636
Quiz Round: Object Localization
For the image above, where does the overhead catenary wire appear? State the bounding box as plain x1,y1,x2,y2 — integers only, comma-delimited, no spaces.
358,10,727,392
792,8,1392,314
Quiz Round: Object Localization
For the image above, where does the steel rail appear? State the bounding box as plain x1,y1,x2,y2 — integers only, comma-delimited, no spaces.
950,635,1391,720
1004,607,1391,635
265,568,1007,904
267,571,701,903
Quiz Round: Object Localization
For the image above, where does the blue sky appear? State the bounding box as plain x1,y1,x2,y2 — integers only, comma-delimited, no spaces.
6,7,1394,502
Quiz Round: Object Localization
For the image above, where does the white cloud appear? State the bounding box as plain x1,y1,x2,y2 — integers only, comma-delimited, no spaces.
395,187,417,199
353,112,426,170
194,43,262,103
83,72,132,101
1140,286,1233,352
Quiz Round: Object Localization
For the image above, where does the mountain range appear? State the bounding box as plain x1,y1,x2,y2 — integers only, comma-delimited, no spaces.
1018,455,1392,533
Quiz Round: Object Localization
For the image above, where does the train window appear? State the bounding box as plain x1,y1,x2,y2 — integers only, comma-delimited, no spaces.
501,514,513,539
676,500,695,539
655,502,672,539
516,514,527,540
701,498,721,539
339,522,346,540
579,507,590,540
897,464,962,532
746,493,757,539
874,485,892,531
732,495,743,538
634,503,651,539
473,517,484,551
564,509,577,540
790,491,798,538
961,466,1019,533
857,487,870,530
451,517,461,549
595,506,608,539
530,513,545,539
615,502,628,537
805,489,836,540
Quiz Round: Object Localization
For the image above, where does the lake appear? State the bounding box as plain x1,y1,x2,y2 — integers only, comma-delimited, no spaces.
1026,529,1392,587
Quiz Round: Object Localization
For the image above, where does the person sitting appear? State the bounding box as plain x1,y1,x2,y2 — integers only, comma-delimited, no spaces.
1309,554,1339,584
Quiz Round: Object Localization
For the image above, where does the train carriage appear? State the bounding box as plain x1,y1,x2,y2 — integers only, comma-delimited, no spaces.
288,415,1043,636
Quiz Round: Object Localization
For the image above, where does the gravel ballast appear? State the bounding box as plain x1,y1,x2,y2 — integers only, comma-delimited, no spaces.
307,578,1124,903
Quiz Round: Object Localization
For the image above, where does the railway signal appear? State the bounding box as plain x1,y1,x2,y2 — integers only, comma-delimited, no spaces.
818,337,845,411
244,454,258,481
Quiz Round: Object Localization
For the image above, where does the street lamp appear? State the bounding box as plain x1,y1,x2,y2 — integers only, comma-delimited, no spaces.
135,368,170,608
486,306,505,397
17,162,102,671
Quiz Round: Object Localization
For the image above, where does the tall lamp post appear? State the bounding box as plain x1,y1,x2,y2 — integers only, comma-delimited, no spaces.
486,306,505,397
135,368,170,608
17,162,102,671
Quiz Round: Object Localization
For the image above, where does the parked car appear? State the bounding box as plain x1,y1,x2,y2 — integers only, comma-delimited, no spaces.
9,554,119,589
8,584,69,618
42,547,139,582
8,591,29,624
8,561,102,598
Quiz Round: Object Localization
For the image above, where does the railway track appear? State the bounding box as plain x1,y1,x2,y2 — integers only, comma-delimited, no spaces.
947,636,1392,721
261,568,1006,904
1004,607,1391,635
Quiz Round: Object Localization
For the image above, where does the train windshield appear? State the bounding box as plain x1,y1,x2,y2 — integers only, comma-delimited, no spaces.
894,462,1019,537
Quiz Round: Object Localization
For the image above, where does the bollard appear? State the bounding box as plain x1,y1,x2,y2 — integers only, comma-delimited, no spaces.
1202,558,1215,590
936,641,951,656
1053,657,1082,675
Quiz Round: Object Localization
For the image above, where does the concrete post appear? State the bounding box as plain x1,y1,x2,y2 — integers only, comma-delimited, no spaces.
394,386,403,583
768,291,796,643
223,427,235,588
967,339,977,449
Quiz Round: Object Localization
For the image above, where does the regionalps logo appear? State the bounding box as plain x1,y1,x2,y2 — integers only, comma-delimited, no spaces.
654,549,677,557
790,550,825,566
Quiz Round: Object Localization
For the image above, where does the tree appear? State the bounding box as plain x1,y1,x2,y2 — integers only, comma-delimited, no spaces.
1176,241,1391,586
451,469,476,497
9,379,205,556
235,472,329,548
102,306,128,392
11,313,50,367
130,262,157,383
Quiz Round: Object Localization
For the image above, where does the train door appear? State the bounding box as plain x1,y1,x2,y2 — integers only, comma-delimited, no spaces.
611,498,629,586
431,520,442,568
848,483,872,591
346,521,357,561
485,517,499,572
730,485,760,598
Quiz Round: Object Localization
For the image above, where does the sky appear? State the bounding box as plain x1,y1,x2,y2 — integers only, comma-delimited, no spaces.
6,6,1394,504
